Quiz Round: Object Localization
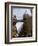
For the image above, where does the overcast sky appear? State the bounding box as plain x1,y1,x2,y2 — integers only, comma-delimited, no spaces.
12,8,32,20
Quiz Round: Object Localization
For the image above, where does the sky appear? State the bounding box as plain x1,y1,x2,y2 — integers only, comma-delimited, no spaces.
12,8,32,20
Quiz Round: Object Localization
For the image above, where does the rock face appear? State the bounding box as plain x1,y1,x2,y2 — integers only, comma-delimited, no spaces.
11,16,17,38
11,25,17,38
19,14,32,37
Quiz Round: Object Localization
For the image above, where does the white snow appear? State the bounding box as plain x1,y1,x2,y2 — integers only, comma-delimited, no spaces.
16,22,24,33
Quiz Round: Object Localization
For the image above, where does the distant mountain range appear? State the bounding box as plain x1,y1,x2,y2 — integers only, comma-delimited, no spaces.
16,20,24,22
